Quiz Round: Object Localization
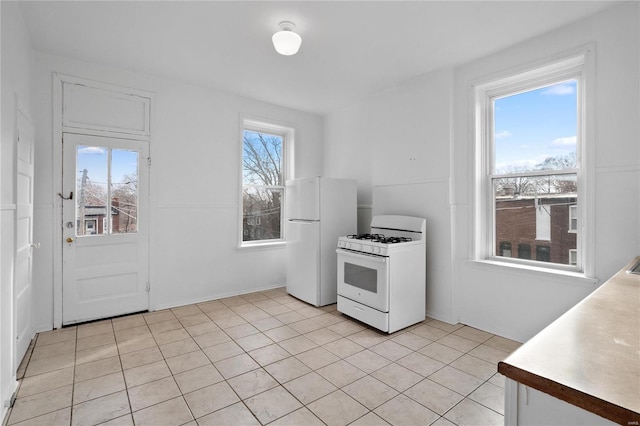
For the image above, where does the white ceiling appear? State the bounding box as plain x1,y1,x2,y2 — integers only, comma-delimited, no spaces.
18,1,620,115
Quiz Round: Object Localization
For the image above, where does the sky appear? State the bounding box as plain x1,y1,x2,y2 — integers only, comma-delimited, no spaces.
243,130,283,185
494,79,577,174
76,146,138,191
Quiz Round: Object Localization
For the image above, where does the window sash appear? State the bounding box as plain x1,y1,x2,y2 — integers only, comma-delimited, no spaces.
490,174,579,268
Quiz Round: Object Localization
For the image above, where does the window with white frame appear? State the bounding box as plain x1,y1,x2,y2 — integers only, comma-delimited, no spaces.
240,119,293,246
568,204,578,233
569,249,578,266
476,55,585,270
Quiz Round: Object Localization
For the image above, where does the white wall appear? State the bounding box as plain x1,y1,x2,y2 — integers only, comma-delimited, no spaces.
324,97,374,234
324,3,639,341
0,0,34,418
324,68,456,322
452,2,640,342
31,53,324,330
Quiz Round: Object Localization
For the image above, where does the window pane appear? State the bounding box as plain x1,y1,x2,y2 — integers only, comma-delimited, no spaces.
242,130,283,186
499,242,512,257
494,80,577,174
111,149,138,234
536,245,551,262
518,243,531,259
76,146,108,236
494,174,577,265
242,187,282,241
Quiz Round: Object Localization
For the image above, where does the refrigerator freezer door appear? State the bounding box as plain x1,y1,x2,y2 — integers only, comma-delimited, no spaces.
286,177,319,221
286,220,320,306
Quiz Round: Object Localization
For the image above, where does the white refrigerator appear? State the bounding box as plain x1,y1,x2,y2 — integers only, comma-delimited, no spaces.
286,177,357,307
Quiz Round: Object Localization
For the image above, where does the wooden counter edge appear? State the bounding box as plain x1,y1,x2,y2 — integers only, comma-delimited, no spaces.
498,361,640,425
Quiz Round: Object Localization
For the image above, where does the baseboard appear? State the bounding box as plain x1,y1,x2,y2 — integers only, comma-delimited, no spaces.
1,379,19,426
151,284,287,311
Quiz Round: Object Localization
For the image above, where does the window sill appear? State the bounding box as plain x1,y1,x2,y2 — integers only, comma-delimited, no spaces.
468,259,599,287
237,241,286,252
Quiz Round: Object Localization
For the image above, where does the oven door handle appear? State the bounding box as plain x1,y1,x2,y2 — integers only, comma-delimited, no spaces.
336,248,387,263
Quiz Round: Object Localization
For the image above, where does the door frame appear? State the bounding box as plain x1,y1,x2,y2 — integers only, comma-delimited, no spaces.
52,73,154,328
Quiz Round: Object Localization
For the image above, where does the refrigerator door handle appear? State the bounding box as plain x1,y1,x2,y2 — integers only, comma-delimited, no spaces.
288,219,318,223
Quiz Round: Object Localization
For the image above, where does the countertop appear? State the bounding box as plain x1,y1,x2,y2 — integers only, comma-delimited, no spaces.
498,257,640,424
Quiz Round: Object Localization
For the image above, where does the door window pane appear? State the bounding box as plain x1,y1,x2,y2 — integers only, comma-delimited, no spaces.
76,146,108,236
76,145,139,236
111,149,138,234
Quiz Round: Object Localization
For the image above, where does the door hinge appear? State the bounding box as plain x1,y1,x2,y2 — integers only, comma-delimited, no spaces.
147,157,151,167
146,282,151,292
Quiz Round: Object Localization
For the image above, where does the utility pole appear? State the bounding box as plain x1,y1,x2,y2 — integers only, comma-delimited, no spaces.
79,168,88,235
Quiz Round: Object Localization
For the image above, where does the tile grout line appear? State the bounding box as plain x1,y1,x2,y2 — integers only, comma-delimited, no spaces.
113,318,136,425
69,327,77,426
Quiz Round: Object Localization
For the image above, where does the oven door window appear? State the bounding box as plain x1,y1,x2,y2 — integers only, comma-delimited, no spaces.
344,263,378,293
337,250,389,312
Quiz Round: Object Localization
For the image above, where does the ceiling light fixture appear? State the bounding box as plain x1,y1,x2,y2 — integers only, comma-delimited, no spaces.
272,21,302,56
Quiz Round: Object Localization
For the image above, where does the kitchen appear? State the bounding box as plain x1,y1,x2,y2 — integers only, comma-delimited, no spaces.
1,1,638,425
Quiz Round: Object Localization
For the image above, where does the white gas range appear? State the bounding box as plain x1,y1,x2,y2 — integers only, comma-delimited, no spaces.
336,215,426,333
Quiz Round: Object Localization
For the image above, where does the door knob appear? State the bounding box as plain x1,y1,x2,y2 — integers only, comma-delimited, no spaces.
66,237,74,243
30,242,41,249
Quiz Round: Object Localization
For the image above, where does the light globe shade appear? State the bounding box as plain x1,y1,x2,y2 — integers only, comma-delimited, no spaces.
272,24,302,56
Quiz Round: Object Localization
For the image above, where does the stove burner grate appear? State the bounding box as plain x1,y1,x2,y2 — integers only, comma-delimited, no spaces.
346,233,385,240
372,236,412,244
345,234,412,244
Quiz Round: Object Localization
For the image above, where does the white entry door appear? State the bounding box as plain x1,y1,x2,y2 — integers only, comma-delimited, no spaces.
15,107,36,367
62,133,149,324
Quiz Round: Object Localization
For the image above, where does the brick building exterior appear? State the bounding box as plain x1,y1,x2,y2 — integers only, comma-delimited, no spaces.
495,195,577,265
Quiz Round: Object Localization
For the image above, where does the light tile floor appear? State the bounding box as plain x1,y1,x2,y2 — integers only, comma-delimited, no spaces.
5,287,520,426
